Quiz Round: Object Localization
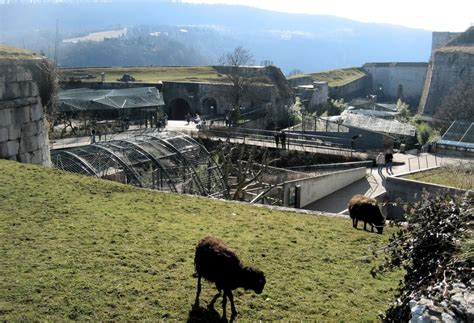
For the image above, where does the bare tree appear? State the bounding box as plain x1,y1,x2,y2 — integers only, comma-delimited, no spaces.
219,46,254,68
218,46,257,113
217,141,276,200
434,82,474,132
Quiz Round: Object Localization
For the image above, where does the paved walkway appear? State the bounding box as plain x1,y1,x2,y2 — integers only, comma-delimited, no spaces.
304,153,416,214
303,152,473,214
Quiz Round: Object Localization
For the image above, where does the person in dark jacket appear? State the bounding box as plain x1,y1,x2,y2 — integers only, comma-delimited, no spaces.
274,131,280,148
385,151,394,175
280,131,287,149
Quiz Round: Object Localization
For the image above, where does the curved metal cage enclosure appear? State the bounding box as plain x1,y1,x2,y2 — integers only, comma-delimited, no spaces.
51,130,228,198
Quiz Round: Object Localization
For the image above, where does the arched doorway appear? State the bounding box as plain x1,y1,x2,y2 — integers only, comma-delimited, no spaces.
202,98,218,116
168,98,191,120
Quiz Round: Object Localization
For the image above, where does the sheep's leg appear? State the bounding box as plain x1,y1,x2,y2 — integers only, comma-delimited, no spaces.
194,275,202,308
371,224,374,232
208,290,221,309
353,218,358,228
228,290,237,318
364,221,367,231
222,290,228,319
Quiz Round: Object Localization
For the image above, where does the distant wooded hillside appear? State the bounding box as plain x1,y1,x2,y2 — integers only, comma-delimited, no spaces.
0,1,432,72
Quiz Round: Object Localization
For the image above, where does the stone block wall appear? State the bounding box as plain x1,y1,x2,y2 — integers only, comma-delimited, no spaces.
0,59,51,166
363,62,428,105
418,51,474,116
329,74,370,101
431,32,461,57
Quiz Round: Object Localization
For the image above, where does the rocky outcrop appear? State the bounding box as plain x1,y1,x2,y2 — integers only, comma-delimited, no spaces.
0,56,51,166
409,282,473,322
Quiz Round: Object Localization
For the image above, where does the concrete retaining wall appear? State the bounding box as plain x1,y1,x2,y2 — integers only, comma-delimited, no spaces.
0,59,51,166
283,167,366,208
385,167,473,219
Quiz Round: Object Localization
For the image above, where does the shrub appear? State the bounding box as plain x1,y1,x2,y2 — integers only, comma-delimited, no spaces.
396,99,412,122
326,99,346,116
288,97,303,126
416,122,438,146
26,59,58,120
372,193,473,321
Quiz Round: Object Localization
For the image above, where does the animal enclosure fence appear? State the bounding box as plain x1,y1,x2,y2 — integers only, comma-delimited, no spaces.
51,129,228,198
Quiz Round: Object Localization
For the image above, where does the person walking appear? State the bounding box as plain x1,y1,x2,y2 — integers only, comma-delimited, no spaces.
274,131,280,148
90,128,96,144
376,152,385,177
385,150,394,175
280,131,287,149
186,113,191,125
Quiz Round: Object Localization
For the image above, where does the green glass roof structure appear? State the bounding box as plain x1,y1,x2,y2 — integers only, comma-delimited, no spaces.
342,113,416,136
58,87,165,112
438,121,474,149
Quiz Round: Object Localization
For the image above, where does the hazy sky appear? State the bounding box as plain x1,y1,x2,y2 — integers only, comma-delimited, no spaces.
182,0,473,31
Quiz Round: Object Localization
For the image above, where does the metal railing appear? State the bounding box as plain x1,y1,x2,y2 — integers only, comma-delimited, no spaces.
197,126,357,156
406,153,441,172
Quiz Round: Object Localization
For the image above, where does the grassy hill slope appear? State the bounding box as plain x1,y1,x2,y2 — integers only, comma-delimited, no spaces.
60,66,228,84
290,67,367,87
0,159,401,321
0,44,40,60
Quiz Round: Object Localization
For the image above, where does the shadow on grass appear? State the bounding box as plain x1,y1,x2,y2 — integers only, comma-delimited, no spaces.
187,305,223,322
188,292,231,323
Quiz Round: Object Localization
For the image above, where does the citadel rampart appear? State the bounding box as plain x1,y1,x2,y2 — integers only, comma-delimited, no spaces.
0,56,51,166
60,65,294,126
419,27,474,116
329,75,369,100
362,62,428,105
431,32,461,57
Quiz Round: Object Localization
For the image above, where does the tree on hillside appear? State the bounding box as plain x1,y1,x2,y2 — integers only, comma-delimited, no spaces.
218,46,264,123
434,82,474,132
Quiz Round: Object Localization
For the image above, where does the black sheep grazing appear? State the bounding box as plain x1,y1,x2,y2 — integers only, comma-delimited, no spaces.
194,236,266,320
348,195,385,234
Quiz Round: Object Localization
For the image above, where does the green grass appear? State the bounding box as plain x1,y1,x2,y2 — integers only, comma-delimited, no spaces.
289,67,367,87
0,159,402,321
60,66,230,83
403,167,473,190
0,44,40,60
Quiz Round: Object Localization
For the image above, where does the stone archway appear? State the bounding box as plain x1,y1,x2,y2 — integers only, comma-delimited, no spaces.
202,98,218,116
168,98,191,120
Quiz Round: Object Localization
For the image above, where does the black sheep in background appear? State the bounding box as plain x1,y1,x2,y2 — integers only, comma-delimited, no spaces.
348,195,385,234
194,236,266,320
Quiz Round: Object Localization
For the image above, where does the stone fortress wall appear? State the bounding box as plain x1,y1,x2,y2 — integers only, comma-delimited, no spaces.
419,27,474,116
61,65,295,127
289,27,473,117
430,32,462,57
362,62,428,105
0,58,51,166
329,75,369,101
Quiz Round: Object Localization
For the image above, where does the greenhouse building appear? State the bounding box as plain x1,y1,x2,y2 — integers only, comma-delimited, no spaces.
436,121,474,155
